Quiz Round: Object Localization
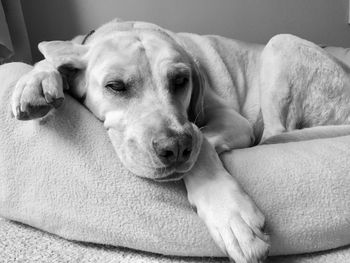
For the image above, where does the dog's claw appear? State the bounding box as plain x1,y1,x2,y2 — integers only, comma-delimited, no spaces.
15,108,29,120
51,97,64,108
15,106,21,118
15,106,28,120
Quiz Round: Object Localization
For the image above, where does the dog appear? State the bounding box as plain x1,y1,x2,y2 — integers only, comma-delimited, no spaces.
10,19,350,263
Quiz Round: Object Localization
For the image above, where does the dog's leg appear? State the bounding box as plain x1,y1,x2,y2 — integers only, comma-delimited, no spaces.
184,138,269,263
200,90,256,153
202,107,255,153
185,92,269,262
259,74,289,143
258,35,305,143
259,48,291,143
258,34,350,143
11,60,64,120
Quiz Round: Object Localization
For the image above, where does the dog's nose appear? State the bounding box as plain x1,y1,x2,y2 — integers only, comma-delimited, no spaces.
152,134,193,165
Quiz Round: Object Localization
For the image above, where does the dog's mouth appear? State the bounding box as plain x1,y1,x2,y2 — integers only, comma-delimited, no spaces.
153,172,184,182
150,153,198,181
135,157,191,181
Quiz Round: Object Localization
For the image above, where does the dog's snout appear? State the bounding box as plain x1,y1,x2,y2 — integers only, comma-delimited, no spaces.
152,134,193,165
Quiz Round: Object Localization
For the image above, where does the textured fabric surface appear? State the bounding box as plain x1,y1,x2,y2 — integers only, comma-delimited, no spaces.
1,217,350,263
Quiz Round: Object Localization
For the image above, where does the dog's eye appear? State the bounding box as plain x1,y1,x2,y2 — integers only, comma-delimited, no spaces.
105,81,127,93
172,74,189,88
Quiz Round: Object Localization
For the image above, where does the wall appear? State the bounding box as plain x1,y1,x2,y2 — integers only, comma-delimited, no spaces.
21,0,350,62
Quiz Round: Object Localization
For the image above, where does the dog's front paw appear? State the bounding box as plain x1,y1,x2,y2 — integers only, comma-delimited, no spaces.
11,67,64,120
193,178,270,263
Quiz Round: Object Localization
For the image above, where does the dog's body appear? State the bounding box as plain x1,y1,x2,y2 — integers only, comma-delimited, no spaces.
10,19,350,263
177,31,350,144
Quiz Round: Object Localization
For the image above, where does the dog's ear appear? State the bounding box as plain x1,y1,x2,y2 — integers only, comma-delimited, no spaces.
188,61,205,125
38,41,88,69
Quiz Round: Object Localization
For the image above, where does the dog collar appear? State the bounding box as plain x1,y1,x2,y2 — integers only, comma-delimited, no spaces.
82,30,95,45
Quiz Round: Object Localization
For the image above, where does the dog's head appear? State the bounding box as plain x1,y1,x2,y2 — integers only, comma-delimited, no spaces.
38,20,204,181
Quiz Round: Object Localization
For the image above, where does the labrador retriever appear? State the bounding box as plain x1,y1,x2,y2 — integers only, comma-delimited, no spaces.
11,19,350,263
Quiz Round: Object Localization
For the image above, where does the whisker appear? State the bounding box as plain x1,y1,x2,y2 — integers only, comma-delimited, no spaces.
193,105,206,125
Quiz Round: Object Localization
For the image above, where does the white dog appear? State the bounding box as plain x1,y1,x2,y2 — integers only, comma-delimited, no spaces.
11,19,350,263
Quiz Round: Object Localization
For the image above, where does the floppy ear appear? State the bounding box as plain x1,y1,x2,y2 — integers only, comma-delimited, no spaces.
188,60,205,125
38,41,88,69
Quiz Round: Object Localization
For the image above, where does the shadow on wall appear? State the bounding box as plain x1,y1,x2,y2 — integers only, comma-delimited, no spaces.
21,0,82,62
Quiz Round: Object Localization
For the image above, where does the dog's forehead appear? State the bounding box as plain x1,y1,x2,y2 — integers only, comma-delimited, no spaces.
87,30,191,87
89,30,185,65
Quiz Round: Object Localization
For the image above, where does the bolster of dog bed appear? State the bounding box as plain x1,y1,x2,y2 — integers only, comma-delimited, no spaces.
0,62,349,257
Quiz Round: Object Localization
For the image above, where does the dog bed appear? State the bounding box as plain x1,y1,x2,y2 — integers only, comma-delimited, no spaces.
1,217,349,263
0,60,349,260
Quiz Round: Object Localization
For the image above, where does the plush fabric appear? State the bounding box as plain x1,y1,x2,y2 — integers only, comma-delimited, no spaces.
1,217,350,263
0,62,349,259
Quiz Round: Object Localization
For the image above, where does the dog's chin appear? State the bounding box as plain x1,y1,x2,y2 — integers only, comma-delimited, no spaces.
121,156,196,181
153,165,195,182
153,160,196,182
153,173,185,182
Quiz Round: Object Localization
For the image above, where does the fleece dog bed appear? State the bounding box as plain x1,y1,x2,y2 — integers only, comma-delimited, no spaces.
1,217,349,263
0,59,349,260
